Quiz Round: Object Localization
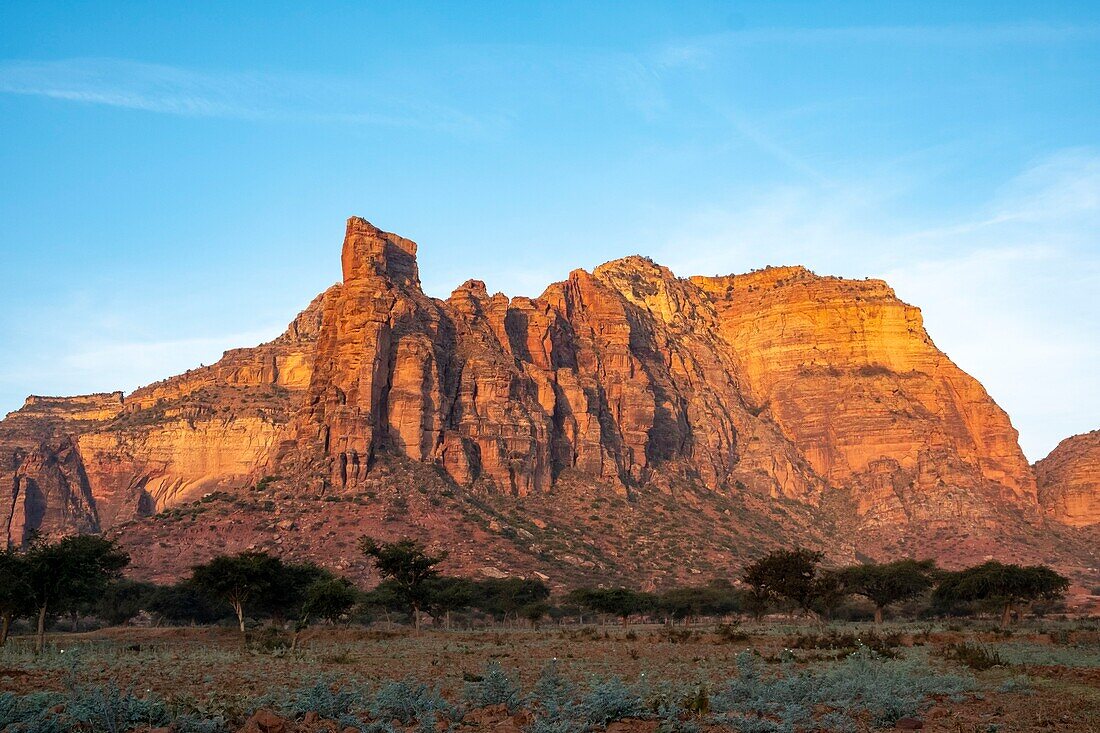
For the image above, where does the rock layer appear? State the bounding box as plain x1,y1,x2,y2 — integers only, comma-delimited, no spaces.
1036,431,1100,527
1,216,1094,582
1,292,328,543
274,220,1035,532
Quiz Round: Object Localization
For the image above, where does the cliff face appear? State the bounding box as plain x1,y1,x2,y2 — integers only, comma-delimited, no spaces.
275,220,1035,527
0,394,116,545
692,267,1036,527
274,220,825,504
2,216,1093,583
1036,431,1100,527
1,292,328,545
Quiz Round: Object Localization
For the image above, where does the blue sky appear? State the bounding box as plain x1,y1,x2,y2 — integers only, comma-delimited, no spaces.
1,1,1097,461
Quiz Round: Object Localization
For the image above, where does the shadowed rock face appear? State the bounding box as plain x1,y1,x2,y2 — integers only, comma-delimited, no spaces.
1036,431,1100,527
1,216,1094,582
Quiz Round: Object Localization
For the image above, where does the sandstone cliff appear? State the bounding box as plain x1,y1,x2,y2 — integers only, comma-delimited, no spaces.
275,220,1035,521
1036,430,1100,527
1,291,328,544
2,216,1095,585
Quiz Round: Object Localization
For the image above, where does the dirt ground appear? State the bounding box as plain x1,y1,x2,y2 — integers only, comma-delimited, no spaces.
1,621,1098,732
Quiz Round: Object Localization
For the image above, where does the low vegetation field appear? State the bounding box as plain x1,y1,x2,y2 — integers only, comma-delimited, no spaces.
2,620,1098,733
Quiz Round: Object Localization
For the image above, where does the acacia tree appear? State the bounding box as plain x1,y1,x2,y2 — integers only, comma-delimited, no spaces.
147,581,229,626
0,549,33,646
658,582,741,624
266,561,330,623
934,561,1068,626
566,588,656,625
741,548,830,619
359,537,446,633
190,551,283,639
292,576,358,649
302,577,357,623
24,536,130,653
92,579,158,626
422,576,476,629
839,559,938,624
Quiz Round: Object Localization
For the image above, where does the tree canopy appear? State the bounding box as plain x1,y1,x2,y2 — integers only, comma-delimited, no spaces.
0,549,34,646
933,561,1068,625
190,551,284,636
566,588,656,623
741,548,827,618
359,537,446,632
839,559,938,623
24,535,130,652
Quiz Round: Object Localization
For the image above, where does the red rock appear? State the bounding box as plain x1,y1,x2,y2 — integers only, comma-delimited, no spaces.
1036,430,1100,527
894,717,923,730
1,215,1094,583
238,709,290,733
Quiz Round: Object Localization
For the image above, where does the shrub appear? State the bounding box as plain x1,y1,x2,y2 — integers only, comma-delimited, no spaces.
371,680,454,724
583,677,645,726
788,630,902,658
65,684,172,733
936,642,1004,670
527,662,583,733
464,661,522,710
714,624,749,644
711,646,974,730
251,626,292,653
260,676,370,726
0,691,65,733
997,676,1032,694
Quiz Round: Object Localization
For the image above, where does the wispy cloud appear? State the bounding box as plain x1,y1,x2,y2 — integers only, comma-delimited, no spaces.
657,22,1100,67
653,148,1100,461
0,58,494,133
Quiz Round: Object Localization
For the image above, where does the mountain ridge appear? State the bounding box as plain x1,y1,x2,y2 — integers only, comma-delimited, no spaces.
2,216,1096,587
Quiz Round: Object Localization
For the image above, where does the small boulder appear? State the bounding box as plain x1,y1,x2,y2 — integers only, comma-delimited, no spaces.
238,709,291,733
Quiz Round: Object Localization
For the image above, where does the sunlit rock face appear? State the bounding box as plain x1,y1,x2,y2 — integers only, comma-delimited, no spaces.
691,266,1037,526
1037,431,1100,527
2,216,1092,584
275,218,1036,527
1,292,327,544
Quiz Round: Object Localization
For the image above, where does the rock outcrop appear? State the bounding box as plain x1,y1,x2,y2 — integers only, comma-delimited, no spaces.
2,216,1095,583
274,220,1034,525
1037,431,1100,527
1,291,328,544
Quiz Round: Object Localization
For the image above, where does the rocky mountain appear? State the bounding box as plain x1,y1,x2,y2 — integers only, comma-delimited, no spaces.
2,217,1096,587
1036,430,1100,527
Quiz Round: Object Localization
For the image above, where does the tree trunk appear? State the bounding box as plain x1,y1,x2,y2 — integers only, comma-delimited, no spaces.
232,600,246,643
35,604,47,654
1001,602,1015,628
874,606,884,625
0,611,11,647
412,603,421,635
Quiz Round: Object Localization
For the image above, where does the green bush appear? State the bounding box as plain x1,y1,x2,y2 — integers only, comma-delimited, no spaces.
464,661,522,710
527,662,583,733
370,680,454,724
257,676,370,727
936,642,1004,670
711,646,974,730
583,677,645,726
